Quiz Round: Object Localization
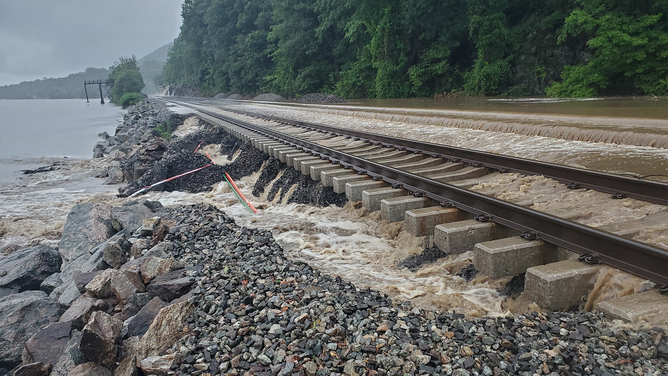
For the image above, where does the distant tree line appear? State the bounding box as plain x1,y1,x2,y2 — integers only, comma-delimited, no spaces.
163,0,668,98
0,68,110,99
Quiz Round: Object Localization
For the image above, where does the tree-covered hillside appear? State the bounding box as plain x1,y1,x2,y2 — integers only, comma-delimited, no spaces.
0,68,110,99
163,0,668,98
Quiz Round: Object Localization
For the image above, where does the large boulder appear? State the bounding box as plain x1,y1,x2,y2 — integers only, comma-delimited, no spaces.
146,277,193,303
0,245,62,291
139,354,178,375
110,200,166,233
125,297,165,338
79,311,122,368
84,269,116,299
50,232,130,306
50,330,85,376
68,362,112,376
13,362,52,376
140,257,175,284
22,321,72,366
0,291,60,369
58,203,116,264
138,301,194,359
59,294,110,330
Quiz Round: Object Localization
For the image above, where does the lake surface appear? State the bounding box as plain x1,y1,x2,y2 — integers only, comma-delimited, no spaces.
0,99,123,184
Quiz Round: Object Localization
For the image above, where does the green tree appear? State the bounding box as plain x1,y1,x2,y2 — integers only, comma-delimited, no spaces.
547,0,668,97
109,56,145,103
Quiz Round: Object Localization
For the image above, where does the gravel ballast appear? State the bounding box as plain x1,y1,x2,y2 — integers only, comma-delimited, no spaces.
160,204,667,376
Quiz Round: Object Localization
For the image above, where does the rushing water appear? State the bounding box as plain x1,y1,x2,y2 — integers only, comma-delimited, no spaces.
1,97,665,321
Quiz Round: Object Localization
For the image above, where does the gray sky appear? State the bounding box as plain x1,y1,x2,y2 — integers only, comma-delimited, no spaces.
0,0,183,86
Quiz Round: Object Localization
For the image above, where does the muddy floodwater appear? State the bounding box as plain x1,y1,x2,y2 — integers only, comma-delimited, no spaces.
193,97,668,181
2,97,667,325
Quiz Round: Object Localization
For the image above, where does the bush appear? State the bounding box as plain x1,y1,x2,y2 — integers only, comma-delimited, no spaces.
154,120,172,140
109,56,145,103
119,92,145,108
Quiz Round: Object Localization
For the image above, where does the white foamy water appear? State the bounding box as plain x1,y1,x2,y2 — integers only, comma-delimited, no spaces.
142,172,513,317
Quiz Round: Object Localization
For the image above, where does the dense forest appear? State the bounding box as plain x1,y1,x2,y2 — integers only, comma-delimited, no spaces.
163,0,668,98
0,68,110,99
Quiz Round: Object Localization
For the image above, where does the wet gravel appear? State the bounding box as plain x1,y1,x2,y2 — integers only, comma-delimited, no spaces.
160,204,667,376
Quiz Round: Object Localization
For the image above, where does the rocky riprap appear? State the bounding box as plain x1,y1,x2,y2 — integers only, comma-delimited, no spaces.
298,93,347,104
93,101,190,184
109,101,345,206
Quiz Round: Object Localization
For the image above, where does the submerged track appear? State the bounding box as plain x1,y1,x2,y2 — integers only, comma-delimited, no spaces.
161,98,668,286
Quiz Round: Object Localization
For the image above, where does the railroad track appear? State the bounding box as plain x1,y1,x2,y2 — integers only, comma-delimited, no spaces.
160,98,668,297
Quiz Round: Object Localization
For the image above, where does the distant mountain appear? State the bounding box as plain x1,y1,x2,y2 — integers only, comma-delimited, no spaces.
138,42,172,65
0,68,110,100
138,41,173,95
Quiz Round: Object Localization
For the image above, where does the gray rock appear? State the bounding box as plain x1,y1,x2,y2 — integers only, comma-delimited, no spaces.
50,330,85,376
146,277,193,302
84,269,116,299
144,241,173,258
57,282,82,307
0,245,62,292
21,321,72,366
130,239,150,258
110,200,165,233
67,362,112,376
39,272,62,295
0,291,60,368
59,294,109,330
73,271,102,294
79,311,122,368
12,362,52,376
59,203,116,264
126,297,165,338
138,354,178,375
101,243,127,269
118,292,153,321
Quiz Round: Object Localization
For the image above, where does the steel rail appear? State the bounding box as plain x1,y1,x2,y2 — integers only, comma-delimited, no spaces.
171,101,668,286
188,101,667,206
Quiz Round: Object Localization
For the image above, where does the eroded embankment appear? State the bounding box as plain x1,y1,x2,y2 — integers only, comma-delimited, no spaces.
113,107,660,325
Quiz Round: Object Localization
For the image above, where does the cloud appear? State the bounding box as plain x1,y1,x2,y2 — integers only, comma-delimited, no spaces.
0,0,183,85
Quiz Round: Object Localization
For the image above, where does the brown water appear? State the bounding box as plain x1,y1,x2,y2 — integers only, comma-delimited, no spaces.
342,96,668,120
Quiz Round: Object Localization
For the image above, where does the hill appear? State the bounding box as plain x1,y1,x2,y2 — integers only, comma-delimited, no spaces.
0,68,110,100
138,42,173,95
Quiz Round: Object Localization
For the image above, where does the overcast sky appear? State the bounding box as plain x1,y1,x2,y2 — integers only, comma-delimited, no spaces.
0,0,184,86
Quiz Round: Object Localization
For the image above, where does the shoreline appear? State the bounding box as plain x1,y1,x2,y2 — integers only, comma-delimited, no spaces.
0,100,666,375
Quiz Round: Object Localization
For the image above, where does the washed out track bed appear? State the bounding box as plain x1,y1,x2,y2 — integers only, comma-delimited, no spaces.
161,98,668,294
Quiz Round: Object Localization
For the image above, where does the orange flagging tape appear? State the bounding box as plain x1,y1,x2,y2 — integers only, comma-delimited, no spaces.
225,172,258,213
194,142,202,153
129,164,213,197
